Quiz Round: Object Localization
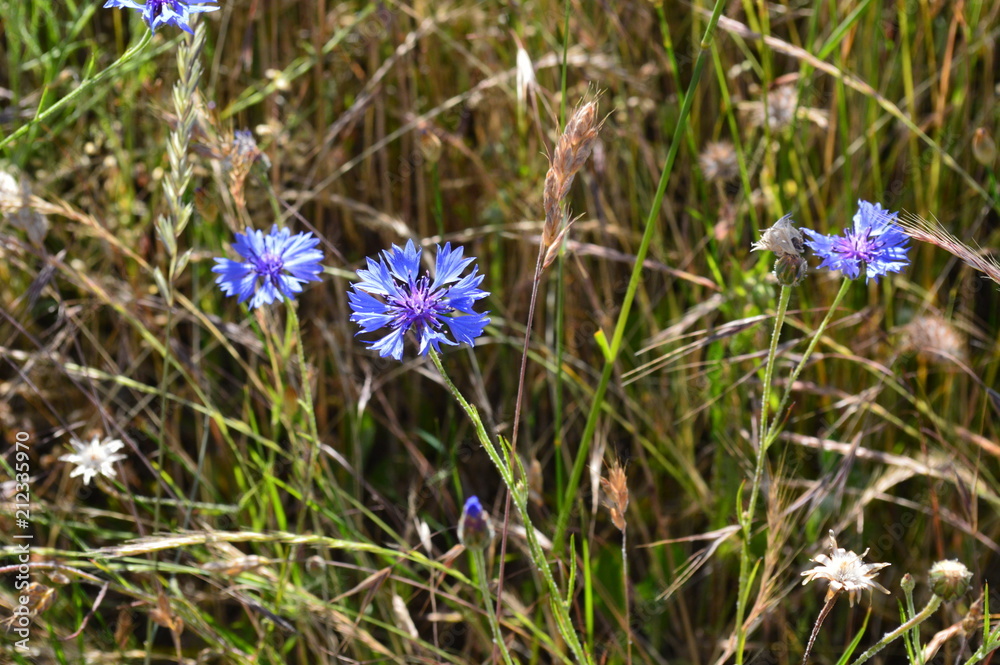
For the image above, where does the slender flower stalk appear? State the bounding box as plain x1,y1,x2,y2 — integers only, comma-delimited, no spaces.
428,351,590,665
802,590,840,665
735,283,791,662
471,549,516,665
148,23,209,658
763,278,851,450
458,497,515,665
850,595,943,665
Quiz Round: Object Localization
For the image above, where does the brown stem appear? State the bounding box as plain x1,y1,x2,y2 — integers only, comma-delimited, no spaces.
803,590,840,665
493,244,546,662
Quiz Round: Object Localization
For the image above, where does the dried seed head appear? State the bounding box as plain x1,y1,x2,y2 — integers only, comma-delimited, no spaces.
698,140,740,182
222,129,268,207
899,315,966,363
600,460,629,532
751,214,805,257
23,583,56,614
801,530,891,607
542,100,602,249
747,84,799,130
928,560,972,601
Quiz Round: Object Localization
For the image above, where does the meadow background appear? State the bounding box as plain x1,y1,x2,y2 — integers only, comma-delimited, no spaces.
2,0,999,663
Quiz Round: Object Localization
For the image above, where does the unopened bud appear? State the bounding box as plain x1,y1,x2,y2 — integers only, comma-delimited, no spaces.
973,128,996,166
774,253,808,286
929,559,972,600
457,496,494,551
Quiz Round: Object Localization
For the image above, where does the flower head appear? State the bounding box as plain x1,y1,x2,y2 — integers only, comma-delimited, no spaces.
928,560,972,601
212,225,325,310
103,0,219,34
457,496,494,550
803,200,910,283
348,240,489,360
59,436,127,486
752,214,805,257
801,530,890,606
752,215,808,286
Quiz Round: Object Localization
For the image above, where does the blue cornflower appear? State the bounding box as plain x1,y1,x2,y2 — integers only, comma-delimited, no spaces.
457,496,494,551
104,0,219,34
803,200,910,283
348,240,490,360
212,225,325,310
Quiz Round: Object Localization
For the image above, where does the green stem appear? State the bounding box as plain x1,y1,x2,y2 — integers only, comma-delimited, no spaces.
472,549,517,665
552,0,728,552
745,284,790,532
0,30,153,152
734,282,790,665
763,277,851,450
429,350,589,665
850,595,943,665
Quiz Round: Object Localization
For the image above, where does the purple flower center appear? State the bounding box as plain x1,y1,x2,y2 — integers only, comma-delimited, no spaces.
391,276,449,330
147,0,173,17
837,228,879,263
255,251,284,282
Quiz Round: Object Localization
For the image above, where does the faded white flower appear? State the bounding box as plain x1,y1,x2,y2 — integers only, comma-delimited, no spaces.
801,530,890,606
59,436,127,486
752,214,805,257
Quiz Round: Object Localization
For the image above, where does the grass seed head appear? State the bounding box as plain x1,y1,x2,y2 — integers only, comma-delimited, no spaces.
600,460,629,532
897,212,1000,286
542,100,602,248
900,315,966,363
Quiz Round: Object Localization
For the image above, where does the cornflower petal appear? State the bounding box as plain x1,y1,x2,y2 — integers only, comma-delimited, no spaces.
104,0,219,33
213,225,326,310
349,242,490,360
803,200,910,283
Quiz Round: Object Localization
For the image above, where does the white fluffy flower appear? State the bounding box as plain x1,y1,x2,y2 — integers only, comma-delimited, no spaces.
59,436,127,486
801,530,890,606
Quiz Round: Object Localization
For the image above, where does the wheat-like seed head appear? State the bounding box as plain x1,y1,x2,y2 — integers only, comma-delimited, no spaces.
897,212,1000,286
542,100,602,248
600,460,629,532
